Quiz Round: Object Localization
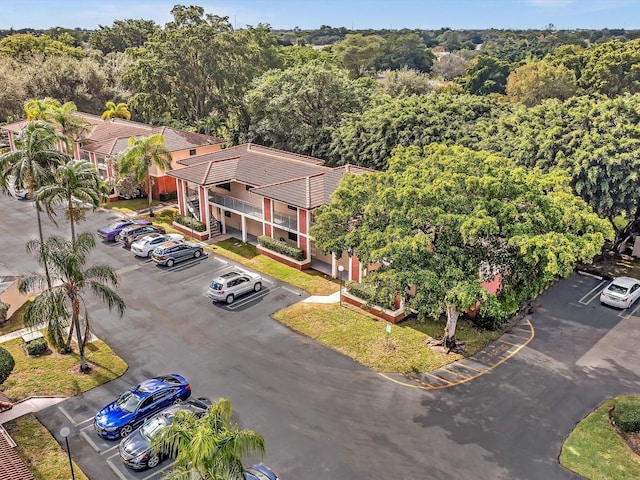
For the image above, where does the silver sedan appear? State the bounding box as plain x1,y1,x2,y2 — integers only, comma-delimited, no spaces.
130,233,184,258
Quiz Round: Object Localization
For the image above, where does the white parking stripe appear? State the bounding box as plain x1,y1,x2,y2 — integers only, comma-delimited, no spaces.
578,280,608,305
618,300,640,319
107,458,130,480
80,429,102,453
57,406,79,426
226,287,276,310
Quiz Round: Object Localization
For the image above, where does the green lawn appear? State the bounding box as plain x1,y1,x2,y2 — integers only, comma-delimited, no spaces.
0,300,28,335
209,238,338,296
273,303,501,372
0,334,128,401
560,396,640,480
5,414,90,480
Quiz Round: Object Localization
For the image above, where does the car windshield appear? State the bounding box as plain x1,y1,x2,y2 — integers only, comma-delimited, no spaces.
608,283,630,295
140,415,169,439
210,282,224,290
116,391,142,413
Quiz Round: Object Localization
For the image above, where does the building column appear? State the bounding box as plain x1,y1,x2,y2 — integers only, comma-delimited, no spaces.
263,198,272,237
241,215,247,243
177,179,186,216
220,209,227,234
298,209,309,261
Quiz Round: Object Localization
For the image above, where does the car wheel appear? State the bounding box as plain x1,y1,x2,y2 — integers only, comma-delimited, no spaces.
254,282,262,292
173,398,183,405
147,453,161,469
194,250,202,258
226,294,235,304
115,233,122,243
166,259,175,267
119,424,133,438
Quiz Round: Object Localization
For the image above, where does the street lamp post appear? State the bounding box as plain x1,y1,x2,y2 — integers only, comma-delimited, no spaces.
60,427,76,480
338,265,344,307
187,206,195,241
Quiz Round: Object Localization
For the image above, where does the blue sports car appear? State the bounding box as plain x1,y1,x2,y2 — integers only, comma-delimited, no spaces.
94,374,191,440
245,464,280,480
97,219,151,242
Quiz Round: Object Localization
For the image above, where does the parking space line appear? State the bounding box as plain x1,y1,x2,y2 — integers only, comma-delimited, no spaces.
80,430,102,453
159,255,209,274
115,265,141,275
578,280,608,305
142,462,173,479
618,301,640,319
57,406,79,426
282,286,301,296
180,271,217,285
226,288,275,310
107,458,130,480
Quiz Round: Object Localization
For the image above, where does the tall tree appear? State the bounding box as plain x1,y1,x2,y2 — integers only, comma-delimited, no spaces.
35,160,109,241
312,145,611,348
101,101,131,120
0,120,67,288
19,233,126,372
24,97,59,121
118,134,172,217
458,55,510,95
506,60,577,106
332,33,385,78
377,31,434,72
88,19,159,54
152,398,265,479
46,101,92,153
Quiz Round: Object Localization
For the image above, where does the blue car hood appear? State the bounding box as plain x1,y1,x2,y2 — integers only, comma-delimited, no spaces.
95,402,133,428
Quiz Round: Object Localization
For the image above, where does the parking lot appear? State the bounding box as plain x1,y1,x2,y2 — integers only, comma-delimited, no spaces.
3,196,640,480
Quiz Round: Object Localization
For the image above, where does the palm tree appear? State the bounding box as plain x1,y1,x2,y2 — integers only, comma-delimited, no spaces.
0,120,67,288
118,134,173,217
101,101,131,120
152,398,265,479
46,101,92,155
24,97,60,121
19,233,126,372
35,160,109,241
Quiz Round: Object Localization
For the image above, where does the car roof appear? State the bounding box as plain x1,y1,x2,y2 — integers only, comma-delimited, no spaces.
245,465,278,480
134,374,185,394
610,276,640,287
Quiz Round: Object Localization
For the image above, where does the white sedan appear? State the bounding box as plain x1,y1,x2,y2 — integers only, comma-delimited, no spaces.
130,233,184,257
600,276,640,309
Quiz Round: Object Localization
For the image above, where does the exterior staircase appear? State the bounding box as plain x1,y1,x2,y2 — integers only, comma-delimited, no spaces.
209,218,222,238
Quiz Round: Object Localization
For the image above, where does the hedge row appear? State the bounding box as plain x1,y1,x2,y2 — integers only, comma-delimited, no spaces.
612,398,640,433
0,346,14,384
175,214,206,232
345,281,375,303
258,235,305,261
159,191,178,202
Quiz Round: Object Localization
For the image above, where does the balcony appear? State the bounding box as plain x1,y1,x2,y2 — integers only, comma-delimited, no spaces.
273,212,297,231
210,192,263,219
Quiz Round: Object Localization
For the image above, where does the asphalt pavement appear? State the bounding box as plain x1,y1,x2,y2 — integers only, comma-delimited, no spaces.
2,194,640,480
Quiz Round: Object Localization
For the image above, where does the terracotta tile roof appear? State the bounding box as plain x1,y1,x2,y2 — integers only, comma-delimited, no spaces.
168,144,330,189
0,426,35,480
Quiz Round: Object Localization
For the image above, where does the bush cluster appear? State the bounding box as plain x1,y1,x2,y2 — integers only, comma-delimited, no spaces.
0,346,15,383
0,301,9,323
612,398,640,433
155,208,178,223
159,191,178,202
345,281,375,303
174,214,206,232
258,235,305,261
25,337,48,356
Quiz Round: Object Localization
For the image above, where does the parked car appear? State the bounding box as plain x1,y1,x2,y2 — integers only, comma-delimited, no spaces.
121,224,167,248
151,242,203,267
207,270,262,304
130,233,185,258
600,276,640,309
245,464,280,480
93,374,191,440
97,219,151,242
118,397,211,470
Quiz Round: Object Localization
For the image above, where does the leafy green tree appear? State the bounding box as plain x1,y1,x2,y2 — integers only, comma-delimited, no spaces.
35,160,108,241
279,44,339,68
152,398,265,479
0,121,67,288
377,31,434,72
332,33,385,78
458,55,510,95
89,19,159,54
506,61,577,106
312,144,611,347
118,134,172,217
577,38,640,96
242,62,372,158
24,97,59,121
123,5,280,123
101,101,131,120
19,233,126,372
0,33,84,59
329,93,508,169
437,30,462,52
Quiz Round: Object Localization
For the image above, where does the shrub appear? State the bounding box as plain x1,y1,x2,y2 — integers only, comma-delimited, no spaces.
612,398,640,433
156,208,178,223
25,337,48,356
159,191,177,202
474,294,511,330
258,235,305,261
0,346,15,383
345,281,375,303
0,301,9,323
174,214,206,232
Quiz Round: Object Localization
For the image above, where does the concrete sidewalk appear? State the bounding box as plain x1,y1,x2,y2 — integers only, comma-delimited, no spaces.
301,290,341,304
0,397,67,425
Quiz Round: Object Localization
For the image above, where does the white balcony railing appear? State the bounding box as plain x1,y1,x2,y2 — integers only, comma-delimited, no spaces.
210,192,263,219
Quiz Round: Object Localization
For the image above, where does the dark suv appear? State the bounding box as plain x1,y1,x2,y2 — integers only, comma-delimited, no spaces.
121,224,166,247
151,242,203,267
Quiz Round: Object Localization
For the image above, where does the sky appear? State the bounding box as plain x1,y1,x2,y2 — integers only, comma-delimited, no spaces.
2,0,640,31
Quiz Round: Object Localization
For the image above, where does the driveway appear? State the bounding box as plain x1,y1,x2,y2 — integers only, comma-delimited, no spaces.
1,195,640,480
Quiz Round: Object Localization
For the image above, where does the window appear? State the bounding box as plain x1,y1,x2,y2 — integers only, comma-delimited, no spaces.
287,205,297,211
224,211,231,217
218,183,231,191
288,232,298,241
189,149,196,156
